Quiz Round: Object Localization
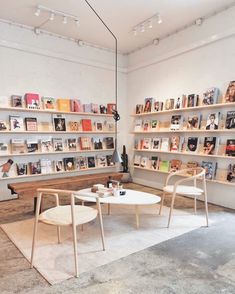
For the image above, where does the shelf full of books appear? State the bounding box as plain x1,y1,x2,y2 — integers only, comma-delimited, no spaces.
0,93,117,181
132,81,235,186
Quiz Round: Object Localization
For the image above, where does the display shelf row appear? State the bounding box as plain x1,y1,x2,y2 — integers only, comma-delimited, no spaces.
132,129,235,134
0,131,115,134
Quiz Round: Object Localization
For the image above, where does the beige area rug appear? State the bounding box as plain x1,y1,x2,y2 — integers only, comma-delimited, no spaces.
0,204,209,285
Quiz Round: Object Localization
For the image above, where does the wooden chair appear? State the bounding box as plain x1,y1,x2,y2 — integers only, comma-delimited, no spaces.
30,188,105,278
159,167,209,228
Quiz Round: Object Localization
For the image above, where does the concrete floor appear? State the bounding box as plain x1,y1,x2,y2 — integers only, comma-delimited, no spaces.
0,183,235,294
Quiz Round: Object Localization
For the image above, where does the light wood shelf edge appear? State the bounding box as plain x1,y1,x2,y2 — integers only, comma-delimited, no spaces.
0,131,115,134
132,129,235,134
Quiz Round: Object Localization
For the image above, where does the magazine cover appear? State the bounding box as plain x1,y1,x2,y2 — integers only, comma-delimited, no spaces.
95,121,103,131
134,155,141,166
40,159,53,174
174,97,182,109
206,112,220,130
144,98,154,112
96,155,107,167
201,161,217,180
170,136,180,152
11,139,25,154
134,119,142,132
165,98,174,110
53,114,66,131
225,111,235,129
104,137,114,149
53,138,63,152
54,160,64,172
29,161,41,174
187,115,200,130
187,94,199,107
170,159,182,172
106,155,114,166
151,156,159,170
202,87,219,105
187,137,198,152
170,115,182,130
0,120,7,131
41,138,53,152
136,104,143,114
70,99,82,112
225,139,235,157
0,142,8,155
153,101,163,112
25,117,38,131
87,156,96,168
161,138,169,151
227,164,235,182
159,160,170,172
151,119,158,130
9,115,24,131
143,120,150,131
77,156,88,169
93,137,103,150
225,80,235,103
11,95,23,108
26,139,39,153
142,138,151,150
63,157,75,171
151,138,161,150
16,163,27,176
203,137,217,155
140,157,148,168
42,97,56,110
67,138,77,151
25,93,40,109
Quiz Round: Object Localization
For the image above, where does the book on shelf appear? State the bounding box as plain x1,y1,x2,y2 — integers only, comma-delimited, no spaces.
227,164,235,182
170,136,180,152
91,103,99,114
180,137,187,152
144,98,154,113
0,120,7,131
95,121,103,131
53,114,66,131
142,138,151,150
104,121,114,132
165,98,174,110
140,157,148,168
174,97,182,109
143,119,150,131
93,137,103,150
57,99,71,112
0,96,9,107
186,115,201,130
134,119,142,132
201,161,217,180
96,155,107,167
25,117,38,131
104,137,114,149
53,138,63,152
69,121,80,132
70,99,83,112
80,137,92,150
202,87,219,105
83,103,92,113
134,139,139,150
186,137,198,152
40,159,53,174
9,115,24,131
16,163,27,176
0,142,8,155
161,138,169,151
225,139,235,157
11,139,25,154
41,138,53,152
87,156,96,168
25,93,40,109
206,112,220,130
41,97,56,110
225,111,235,129
170,115,182,130
11,95,23,108
106,155,114,166
151,156,159,170
225,81,235,103
107,103,116,114
182,95,187,108
151,138,161,150
67,138,77,151
55,160,64,172
77,156,88,170
40,122,51,131
153,101,163,112
81,119,92,131
170,159,182,172
136,104,143,114
203,137,217,155
159,160,170,172
151,119,158,130
63,157,75,171
187,94,199,107
29,161,41,174
26,139,38,153
100,104,107,114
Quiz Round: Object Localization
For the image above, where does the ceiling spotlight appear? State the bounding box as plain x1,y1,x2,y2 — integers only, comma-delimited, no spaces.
133,27,137,36
63,16,67,24
153,38,159,45
148,20,153,29
49,12,55,21
140,25,145,33
195,18,203,26
77,39,84,46
33,27,41,35
75,19,80,27
34,8,41,17
157,14,162,24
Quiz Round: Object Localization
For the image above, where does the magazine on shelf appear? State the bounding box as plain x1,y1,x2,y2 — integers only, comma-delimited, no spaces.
57,99,70,112
153,101,163,112
53,138,64,152
40,159,53,174
104,137,114,149
203,137,217,155
142,138,151,150
187,94,199,107
186,161,198,175
41,138,53,152
0,142,8,155
225,139,235,157
165,98,174,110
174,97,182,109
206,112,220,130
104,121,115,132
180,137,187,152
80,137,92,150
91,103,99,114
95,121,103,131
0,120,7,131
170,136,180,152
143,119,150,131
170,115,182,130
225,111,235,129
77,156,88,170
25,93,40,109
54,160,64,172
70,99,83,112
136,104,144,114
29,161,41,174
96,155,107,167
25,117,38,131
151,156,159,170
53,114,66,132
225,81,235,103
9,115,24,131
227,164,235,182
159,160,170,172
134,119,142,132
151,119,158,130
161,138,169,151
106,155,114,166
100,104,107,114
186,137,198,152
182,95,187,108
144,98,154,113
69,121,80,132
87,156,96,168
42,97,56,110
151,138,161,150
201,161,217,180
93,137,103,150
11,95,23,108
107,103,116,114
170,159,182,172
26,139,39,153
140,157,148,168
67,138,77,151
11,139,25,154
187,115,201,130
16,163,27,176
63,157,75,171
81,119,92,131
202,87,219,105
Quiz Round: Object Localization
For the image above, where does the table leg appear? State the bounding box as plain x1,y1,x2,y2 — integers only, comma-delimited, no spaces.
135,205,139,229
108,203,111,215
81,201,84,231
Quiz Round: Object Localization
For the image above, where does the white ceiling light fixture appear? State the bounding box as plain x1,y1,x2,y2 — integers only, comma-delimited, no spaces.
49,12,55,21
131,13,162,36
77,39,84,46
157,14,162,24
75,19,80,27
34,8,41,17
153,38,160,45
195,18,203,26
62,16,67,24
33,27,41,35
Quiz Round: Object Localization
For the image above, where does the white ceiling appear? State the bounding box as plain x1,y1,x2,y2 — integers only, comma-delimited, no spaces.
0,0,234,53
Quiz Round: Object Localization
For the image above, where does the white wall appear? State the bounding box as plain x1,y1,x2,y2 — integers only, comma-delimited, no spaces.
127,6,235,209
0,22,127,201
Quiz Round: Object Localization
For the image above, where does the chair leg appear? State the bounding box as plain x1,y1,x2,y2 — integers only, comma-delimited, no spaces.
194,197,197,214
204,192,209,227
167,193,176,228
159,192,165,215
72,223,79,277
97,200,105,251
57,226,61,244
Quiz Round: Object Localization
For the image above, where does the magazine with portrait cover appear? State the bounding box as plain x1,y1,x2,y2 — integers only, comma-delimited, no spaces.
225,139,235,157
96,155,107,167
136,104,143,114
77,156,88,170
187,94,199,107
186,137,198,152
63,157,75,171
142,138,151,150
174,97,182,109
186,115,201,130
151,138,161,150
225,111,235,129
11,95,23,108
151,156,159,170
143,119,150,131
53,138,63,152
201,161,217,180
161,138,169,151
170,115,182,130
16,163,28,176
134,119,142,132
153,101,163,112
106,155,114,166
67,138,77,151
202,87,219,105
203,137,217,155
134,155,141,166
170,159,182,172
53,114,66,132
144,98,154,113
227,164,235,182
170,136,180,152
26,139,39,153
225,80,235,103
29,161,41,174
41,138,53,153
165,98,174,110
206,112,220,130
87,156,96,168
54,160,64,172
140,157,148,168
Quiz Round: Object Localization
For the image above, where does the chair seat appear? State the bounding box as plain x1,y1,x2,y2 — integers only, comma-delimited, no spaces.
163,185,203,196
39,205,98,226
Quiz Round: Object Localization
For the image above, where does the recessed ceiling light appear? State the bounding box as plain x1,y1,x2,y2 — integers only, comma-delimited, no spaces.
63,16,67,24
34,27,41,35
140,25,145,33
153,38,160,45
34,8,41,17
195,18,203,26
75,19,80,27
49,12,55,21
157,14,162,24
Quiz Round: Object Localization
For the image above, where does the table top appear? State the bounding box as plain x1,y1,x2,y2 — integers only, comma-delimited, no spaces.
76,188,161,205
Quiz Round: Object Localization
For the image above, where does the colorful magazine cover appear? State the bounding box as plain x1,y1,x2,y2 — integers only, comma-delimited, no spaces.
206,112,220,130
202,87,219,105
203,137,217,155
227,164,235,182
225,111,235,129
225,81,235,103
225,139,235,157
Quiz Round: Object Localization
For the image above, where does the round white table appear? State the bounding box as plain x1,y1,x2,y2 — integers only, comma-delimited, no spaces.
76,188,161,229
